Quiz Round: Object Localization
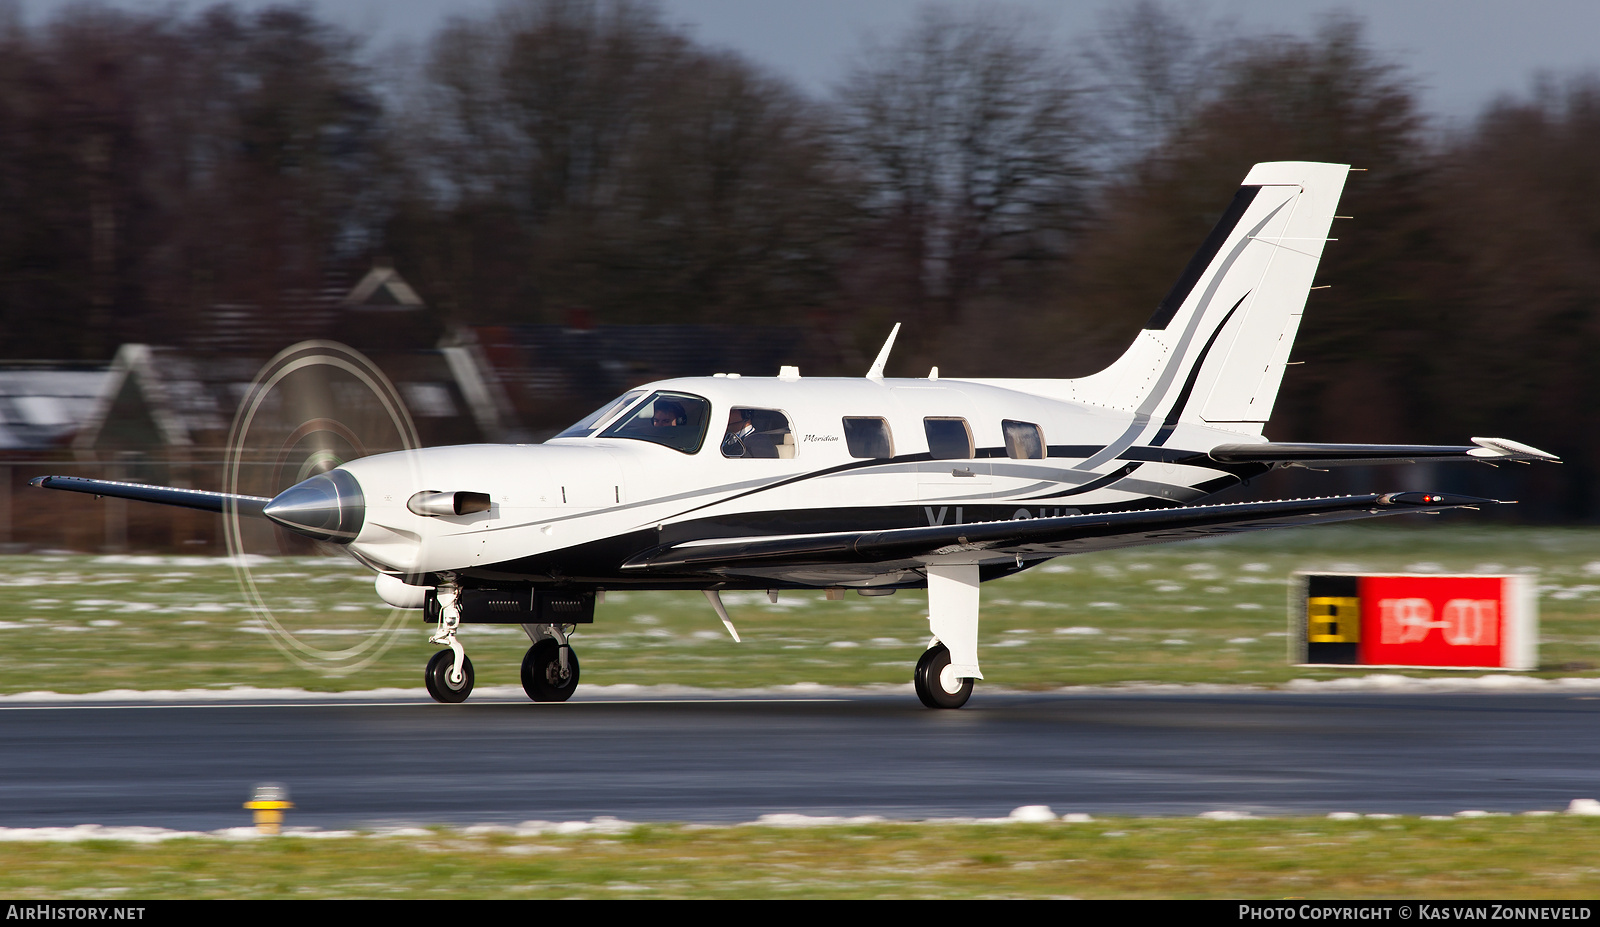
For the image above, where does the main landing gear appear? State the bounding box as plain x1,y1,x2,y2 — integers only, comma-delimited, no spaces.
421,578,587,705
521,625,580,702
914,642,973,709
914,563,983,709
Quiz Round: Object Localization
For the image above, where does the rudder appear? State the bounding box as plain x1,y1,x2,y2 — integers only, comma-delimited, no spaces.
1066,162,1349,430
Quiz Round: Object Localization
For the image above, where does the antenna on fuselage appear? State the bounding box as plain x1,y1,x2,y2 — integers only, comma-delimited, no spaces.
865,323,901,381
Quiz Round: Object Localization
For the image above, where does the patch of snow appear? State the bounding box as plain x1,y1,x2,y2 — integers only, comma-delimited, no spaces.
755,814,887,828
1008,805,1056,823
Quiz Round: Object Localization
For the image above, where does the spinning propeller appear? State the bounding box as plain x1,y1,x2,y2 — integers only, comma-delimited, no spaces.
223,341,422,675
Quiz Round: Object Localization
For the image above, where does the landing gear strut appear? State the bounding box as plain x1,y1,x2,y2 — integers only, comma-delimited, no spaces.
914,563,982,709
521,624,580,702
914,642,973,709
425,576,475,704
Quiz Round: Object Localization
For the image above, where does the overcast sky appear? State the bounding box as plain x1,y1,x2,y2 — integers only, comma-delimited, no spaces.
16,0,1600,122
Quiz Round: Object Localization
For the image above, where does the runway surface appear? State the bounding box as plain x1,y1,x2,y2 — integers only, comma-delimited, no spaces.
4,690,1600,830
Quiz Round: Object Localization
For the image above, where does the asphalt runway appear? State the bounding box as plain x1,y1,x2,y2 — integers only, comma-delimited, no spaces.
3,691,1599,831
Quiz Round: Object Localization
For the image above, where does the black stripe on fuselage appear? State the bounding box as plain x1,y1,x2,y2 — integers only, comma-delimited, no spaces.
449,465,1263,591
664,444,1219,515
457,497,1187,589
1018,461,1143,500
465,443,1254,544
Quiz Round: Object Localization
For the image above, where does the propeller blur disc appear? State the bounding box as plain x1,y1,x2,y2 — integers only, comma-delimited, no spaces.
223,341,421,675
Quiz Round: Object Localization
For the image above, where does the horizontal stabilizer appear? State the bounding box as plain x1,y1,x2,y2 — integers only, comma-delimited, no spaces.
30,475,271,516
622,492,1495,575
1210,438,1559,468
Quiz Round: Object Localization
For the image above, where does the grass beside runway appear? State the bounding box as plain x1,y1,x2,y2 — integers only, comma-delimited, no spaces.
4,523,1600,694
3,816,1600,899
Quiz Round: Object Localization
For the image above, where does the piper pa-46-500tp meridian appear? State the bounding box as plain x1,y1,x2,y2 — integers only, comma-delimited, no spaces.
33,161,1557,708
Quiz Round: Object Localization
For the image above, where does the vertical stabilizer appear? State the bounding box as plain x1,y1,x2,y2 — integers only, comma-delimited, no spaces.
1066,162,1349,431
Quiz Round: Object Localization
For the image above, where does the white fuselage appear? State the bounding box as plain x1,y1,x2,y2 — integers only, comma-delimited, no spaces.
338,375,1263,586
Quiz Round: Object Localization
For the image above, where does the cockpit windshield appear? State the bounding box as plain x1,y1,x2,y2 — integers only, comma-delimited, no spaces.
552,390,648,440
598,391,711,454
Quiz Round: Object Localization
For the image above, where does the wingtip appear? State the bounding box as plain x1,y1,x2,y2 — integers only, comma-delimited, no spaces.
1469,437,1560,462
1376,491,1500,507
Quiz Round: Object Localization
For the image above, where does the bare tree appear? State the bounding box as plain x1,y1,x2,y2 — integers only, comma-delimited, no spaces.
832,4,1091,353
1419,75,1600,517
0,3,390,358
392,0,849,328
1081,0,1230,165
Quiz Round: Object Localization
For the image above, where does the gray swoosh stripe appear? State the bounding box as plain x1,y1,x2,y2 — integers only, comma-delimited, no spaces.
1110,477,1210,503
913,481,1062,502
469,474,796,534
1075,196,1293,472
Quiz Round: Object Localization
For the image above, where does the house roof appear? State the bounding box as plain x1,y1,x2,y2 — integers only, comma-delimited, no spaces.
68,343,496,456
0,365,115,450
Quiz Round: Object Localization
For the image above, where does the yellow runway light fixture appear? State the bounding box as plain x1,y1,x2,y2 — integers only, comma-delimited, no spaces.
245,783,293,835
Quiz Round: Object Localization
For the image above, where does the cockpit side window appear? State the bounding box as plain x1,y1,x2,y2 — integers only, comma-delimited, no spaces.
924,417,974,459
721,408,795,459
843,417,894,459
553,389,648,439
599,391,711,453
1002,420,1046,459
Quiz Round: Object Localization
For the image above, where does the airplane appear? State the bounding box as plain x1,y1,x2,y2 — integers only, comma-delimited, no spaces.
31,161,1557,709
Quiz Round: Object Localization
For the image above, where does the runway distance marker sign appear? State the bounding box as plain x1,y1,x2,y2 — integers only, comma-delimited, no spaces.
1291,572,1536,670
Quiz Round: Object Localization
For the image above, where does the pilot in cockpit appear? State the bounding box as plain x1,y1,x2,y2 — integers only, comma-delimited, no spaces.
651,399,688,428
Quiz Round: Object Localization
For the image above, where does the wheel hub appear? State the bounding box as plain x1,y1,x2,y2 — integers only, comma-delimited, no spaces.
938,663,963,695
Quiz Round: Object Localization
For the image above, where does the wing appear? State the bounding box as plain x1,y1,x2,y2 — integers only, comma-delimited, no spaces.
622,492,1495,578
30,475,271,517
1209,437,1558,468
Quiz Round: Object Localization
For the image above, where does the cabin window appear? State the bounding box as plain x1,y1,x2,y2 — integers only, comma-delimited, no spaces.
1002,420,1046,459
923,417,974,460
843,417,894,459
598,391,711,454
554,389,648,439
721,408,795,459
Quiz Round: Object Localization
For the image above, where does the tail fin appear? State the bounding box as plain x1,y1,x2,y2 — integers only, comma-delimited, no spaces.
1068,162,1349,430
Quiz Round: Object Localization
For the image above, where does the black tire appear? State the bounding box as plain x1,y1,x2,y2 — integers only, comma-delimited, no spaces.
521,638,581,702
913,643,973,709
425,649,474,704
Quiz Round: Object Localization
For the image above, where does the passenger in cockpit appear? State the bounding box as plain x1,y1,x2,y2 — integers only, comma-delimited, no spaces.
721,409,756,455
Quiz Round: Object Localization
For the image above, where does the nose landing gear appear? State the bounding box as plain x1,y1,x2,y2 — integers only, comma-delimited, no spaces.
425,649,475,703
425,577,476,704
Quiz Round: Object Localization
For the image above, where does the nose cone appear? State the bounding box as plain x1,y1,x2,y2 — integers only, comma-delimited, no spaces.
262,469,365,542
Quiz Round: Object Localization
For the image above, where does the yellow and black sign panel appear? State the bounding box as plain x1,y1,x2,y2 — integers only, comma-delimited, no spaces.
1299,573,1361,664
1307,597,1361,642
